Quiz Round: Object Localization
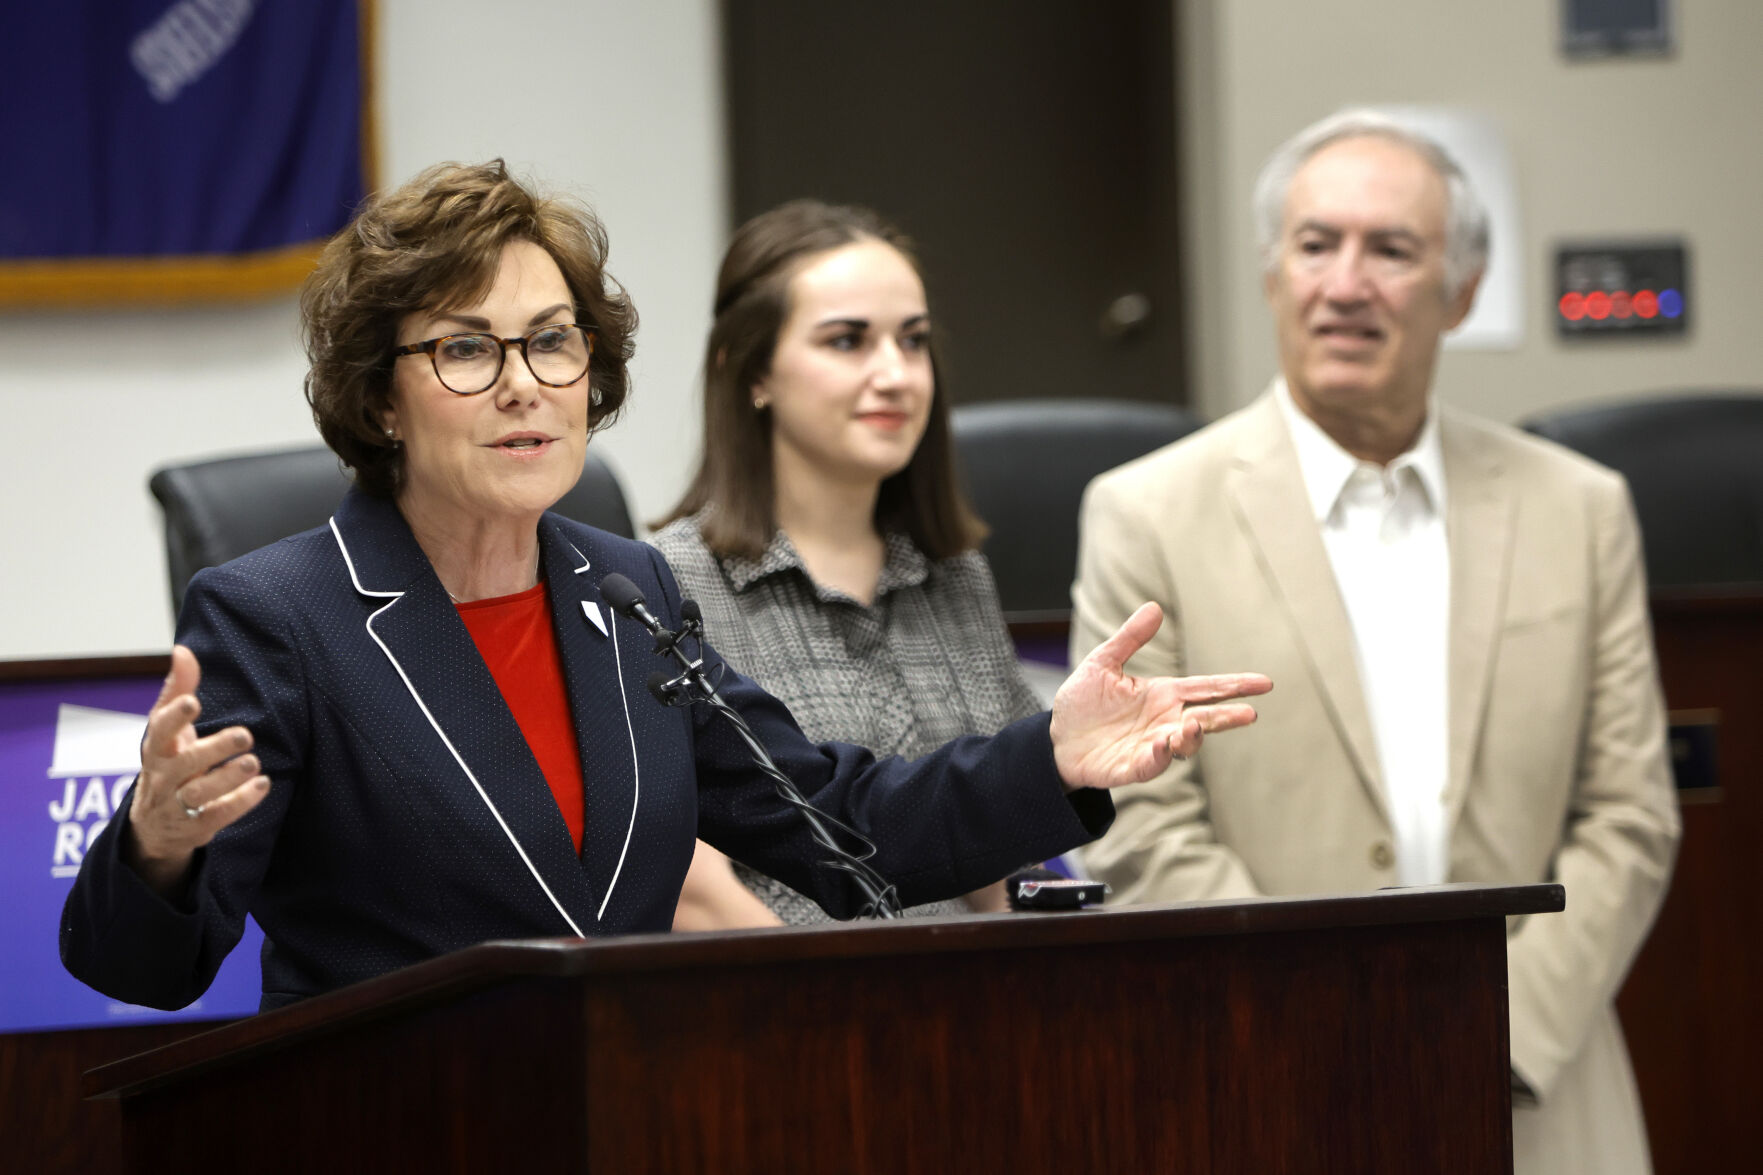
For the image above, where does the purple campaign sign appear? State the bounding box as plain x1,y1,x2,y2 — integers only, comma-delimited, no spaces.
0,673,263,1032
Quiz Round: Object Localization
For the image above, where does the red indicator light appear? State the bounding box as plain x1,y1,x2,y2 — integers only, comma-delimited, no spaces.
1611,290,1633,319
1633,289,1659,319
1585,291,1612,320
1559,292,1586,321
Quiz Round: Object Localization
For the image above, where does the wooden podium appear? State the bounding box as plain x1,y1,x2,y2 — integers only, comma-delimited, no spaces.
86,883,1558,1173
1619,590,1763,1175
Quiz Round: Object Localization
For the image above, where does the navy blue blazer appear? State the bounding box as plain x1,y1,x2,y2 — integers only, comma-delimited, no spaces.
62,489,1110,1010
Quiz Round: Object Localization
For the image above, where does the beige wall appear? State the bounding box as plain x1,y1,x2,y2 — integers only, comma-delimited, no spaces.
1178,0,1763,423
9,4,1757,659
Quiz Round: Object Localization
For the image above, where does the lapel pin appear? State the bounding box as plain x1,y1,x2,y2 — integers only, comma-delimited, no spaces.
581,600,609,637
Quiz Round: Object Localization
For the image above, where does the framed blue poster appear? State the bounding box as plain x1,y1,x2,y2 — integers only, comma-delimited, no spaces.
0,0,373,309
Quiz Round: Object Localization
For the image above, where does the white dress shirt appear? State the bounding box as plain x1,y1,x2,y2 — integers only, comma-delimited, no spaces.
1276,381,1452,887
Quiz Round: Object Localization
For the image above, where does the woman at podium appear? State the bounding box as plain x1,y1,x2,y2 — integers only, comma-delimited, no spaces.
60,161,1269,1012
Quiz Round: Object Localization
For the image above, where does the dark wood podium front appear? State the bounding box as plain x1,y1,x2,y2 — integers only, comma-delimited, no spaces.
87,883,1557,1174
1619,590,1763,1175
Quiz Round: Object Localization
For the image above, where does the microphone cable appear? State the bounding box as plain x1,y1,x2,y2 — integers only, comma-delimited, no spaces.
603,573,902,919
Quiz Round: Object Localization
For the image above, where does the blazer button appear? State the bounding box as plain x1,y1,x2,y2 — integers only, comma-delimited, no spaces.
1370,841,1395,870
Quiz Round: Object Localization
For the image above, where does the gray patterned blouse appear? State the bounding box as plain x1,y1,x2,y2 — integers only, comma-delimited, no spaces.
648,515,1046,924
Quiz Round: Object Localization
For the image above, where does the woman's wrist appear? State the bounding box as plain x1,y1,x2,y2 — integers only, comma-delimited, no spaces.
120,817,197,900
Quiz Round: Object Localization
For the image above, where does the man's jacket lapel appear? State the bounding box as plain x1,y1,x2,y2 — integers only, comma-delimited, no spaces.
1441,411,1517,826
1228,396,1392,822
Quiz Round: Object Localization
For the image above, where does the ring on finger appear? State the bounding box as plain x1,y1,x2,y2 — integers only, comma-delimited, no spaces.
176,790,203,820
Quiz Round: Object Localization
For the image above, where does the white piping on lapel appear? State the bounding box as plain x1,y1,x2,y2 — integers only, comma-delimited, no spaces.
562,533,639,922
329,516,400,600
599,616,641,922
329,517,587,939
565,539,610,636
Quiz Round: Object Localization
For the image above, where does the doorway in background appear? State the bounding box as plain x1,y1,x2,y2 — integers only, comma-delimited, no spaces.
723,1,1188,406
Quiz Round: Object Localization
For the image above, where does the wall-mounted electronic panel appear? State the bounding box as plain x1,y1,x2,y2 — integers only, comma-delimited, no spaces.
1562,0,1673,59
1554,241,1688,338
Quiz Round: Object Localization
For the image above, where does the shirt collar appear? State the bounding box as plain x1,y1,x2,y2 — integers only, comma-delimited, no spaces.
722,525,930,601
1273,377,1448,522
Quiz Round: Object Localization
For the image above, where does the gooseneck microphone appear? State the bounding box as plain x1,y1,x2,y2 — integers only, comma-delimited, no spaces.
600,574,684,656
599,572,901,919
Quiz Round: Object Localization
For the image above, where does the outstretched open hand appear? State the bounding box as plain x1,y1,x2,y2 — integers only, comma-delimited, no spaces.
122,645,271,896
1050,602,1271,791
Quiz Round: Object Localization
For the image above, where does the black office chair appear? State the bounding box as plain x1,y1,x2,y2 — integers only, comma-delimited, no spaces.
149,444,635,616
951,398,1205,621
1520,392,1763,587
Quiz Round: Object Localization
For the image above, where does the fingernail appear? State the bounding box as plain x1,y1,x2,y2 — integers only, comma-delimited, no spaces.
255,777,270,792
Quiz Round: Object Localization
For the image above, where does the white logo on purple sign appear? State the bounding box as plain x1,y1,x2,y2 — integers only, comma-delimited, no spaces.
45,704,146,878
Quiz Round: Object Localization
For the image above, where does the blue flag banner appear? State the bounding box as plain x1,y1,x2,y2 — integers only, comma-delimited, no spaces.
0,670,263,1031
0,0,372,308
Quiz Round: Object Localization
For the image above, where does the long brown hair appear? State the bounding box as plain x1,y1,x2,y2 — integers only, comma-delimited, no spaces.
655,199,984,560
301,160,638,497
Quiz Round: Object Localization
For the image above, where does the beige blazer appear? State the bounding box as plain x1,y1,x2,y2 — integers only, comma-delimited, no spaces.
1071,391,1680,1175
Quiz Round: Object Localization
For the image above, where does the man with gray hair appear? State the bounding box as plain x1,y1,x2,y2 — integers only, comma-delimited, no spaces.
1070,109,1678,1174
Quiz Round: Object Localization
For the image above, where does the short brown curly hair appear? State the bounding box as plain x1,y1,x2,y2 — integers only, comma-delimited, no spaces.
301,159,637,498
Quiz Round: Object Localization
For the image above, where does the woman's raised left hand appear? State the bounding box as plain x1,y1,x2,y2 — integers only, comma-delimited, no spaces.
1049,602,1272,791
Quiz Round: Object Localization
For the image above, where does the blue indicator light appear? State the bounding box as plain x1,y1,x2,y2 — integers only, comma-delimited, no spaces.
1658,288,1684,319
